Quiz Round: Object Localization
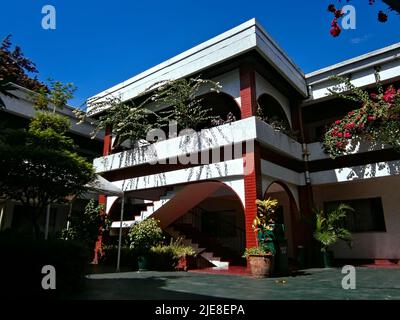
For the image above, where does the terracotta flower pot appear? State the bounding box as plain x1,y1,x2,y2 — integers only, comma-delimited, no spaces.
248,254,274,277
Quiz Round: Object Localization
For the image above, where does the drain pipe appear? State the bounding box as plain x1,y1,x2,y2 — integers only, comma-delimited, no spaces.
302,143,311,185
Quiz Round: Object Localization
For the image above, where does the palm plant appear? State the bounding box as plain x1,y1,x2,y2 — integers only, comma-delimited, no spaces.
313,203,353,252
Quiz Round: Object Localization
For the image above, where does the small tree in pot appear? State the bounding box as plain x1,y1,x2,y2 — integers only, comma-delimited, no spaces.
313,204,353,267
128,218,163,271
243,198,279,277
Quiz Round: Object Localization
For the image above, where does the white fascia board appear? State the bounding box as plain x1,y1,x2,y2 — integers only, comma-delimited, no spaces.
255,118,303,160
93,117,257,173
88,20,258,111
307,140,391,162
88,18,308,113
254,29,307,96
310,160,400,185
261,159,305,186
112,158,244,192
306,43,400,80
304,43,400,105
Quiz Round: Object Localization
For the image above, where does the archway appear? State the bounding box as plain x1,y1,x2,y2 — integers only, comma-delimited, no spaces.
164,180,246,266
198,92,241,126
263,181,301,261
257,94,291,129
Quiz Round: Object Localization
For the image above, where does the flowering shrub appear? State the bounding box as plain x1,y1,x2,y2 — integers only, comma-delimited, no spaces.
324,74,400,158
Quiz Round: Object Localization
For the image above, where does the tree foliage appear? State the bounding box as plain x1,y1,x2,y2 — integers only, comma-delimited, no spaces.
75,76,222,149
128,218,163,255
32,79,76,112
75,95,159,149
0,112,94,238
148,77,221,130
0,35,47,92
61,200,108,254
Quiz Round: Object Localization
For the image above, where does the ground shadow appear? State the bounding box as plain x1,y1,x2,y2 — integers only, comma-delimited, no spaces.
66,274,226,300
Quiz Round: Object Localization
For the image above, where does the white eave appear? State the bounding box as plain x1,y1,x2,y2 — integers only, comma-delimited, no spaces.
88,18,307,114
1,83,104,141
303,42,400,105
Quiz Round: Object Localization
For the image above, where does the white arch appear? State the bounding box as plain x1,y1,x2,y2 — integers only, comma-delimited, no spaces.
255,72,292,127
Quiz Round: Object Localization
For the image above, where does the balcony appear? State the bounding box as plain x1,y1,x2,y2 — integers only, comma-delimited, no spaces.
93,117,303,174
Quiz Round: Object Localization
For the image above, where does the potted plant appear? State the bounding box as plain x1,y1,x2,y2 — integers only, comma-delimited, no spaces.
243,198,279,277
128,218,163,271
313,204,353,268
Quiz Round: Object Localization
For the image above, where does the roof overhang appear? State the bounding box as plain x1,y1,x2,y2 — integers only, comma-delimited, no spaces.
88,18,308,115
303,43,400,106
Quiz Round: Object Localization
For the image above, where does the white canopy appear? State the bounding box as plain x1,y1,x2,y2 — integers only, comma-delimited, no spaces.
84,175,123,196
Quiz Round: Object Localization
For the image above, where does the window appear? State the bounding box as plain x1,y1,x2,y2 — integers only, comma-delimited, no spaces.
324,198,386,233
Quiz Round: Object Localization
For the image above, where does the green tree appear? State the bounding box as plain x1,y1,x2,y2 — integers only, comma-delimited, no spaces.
61,200,108,255
32,79,76,112
75,77,222,150
76,96,159,149
0,112,94,238
128,218,163,255
149,77,221,130
0,35,47,93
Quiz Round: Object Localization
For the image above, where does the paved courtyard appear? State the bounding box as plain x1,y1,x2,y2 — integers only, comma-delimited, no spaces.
69,267,400,300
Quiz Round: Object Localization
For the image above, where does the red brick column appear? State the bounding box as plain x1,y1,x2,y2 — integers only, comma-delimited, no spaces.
240,65,262,249
92,125,112,264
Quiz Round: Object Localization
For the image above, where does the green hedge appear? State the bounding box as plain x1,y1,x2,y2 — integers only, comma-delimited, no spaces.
0,230,89,298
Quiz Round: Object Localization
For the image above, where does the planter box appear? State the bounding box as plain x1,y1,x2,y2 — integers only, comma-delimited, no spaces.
248,254,274,278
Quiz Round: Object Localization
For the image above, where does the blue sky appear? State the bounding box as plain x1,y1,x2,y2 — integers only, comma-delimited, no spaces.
1,0,398,107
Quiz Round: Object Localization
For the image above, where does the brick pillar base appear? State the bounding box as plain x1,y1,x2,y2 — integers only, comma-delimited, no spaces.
92,126,112,264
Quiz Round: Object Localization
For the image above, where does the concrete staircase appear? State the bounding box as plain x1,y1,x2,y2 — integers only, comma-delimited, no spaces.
165,226,230,268
138,190,176,221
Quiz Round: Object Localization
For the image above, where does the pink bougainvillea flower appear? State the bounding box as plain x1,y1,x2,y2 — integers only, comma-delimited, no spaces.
348,111,355,116
344,132,351,139
337,132,343,138
335,120,341,125
336,142,343,148
383,87,396,103
367,116,375,122
330,18,341,37
358,123,365,129
370,93,378,100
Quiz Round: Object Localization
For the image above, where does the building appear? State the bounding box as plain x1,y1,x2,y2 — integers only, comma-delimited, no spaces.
89,19,400,267
0,83,104,236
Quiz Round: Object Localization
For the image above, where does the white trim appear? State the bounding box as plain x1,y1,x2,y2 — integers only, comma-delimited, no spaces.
88,18,307,114
310,160,400,185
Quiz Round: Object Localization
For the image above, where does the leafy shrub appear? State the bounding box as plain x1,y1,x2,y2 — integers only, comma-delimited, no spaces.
243,246,270,258
149,238,196,271
60,200,107,260
128,218,163,255
313,204,353,252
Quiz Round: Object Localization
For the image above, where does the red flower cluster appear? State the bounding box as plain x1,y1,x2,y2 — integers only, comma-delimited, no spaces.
328,4,344,37
324,84,400,157
328,1,389,37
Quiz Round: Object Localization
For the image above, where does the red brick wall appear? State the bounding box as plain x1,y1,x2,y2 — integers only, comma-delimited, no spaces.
240,65,262,248
93,125,112,264
240,65,257,119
